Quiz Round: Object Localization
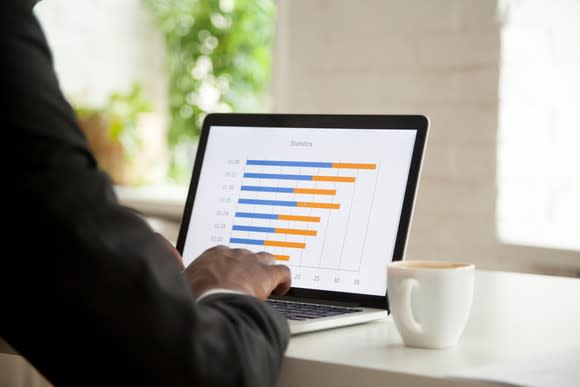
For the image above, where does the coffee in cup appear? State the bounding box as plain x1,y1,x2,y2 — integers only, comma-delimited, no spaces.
387,260,475,349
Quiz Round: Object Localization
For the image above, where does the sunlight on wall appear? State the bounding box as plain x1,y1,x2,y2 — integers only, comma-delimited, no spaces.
497,0,580,251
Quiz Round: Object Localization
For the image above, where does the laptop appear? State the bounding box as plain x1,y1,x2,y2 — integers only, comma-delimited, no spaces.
176,113,429,335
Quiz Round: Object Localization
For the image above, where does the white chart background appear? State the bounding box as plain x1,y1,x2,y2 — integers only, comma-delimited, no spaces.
182,126,417,296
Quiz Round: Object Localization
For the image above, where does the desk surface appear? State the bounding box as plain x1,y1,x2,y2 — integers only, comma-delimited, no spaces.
2,270,579,386
278,269,580,387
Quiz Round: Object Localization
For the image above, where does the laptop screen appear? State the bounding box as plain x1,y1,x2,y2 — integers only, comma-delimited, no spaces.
180,124,418,297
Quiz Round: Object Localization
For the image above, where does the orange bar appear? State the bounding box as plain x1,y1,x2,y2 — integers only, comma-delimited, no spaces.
332,163,377,169
275,228,317,236
273,254,290,261
297,202,340,210
312,175,356,183
278,214,321,222
293,188,336,195
264,240,306,249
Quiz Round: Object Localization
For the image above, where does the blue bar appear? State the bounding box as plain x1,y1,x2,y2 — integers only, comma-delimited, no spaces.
244,173,312,181
230,238,265,246
232,225,276,233
247,160,333,168
235,212,278,220
241,185,294,193
239,198,297,207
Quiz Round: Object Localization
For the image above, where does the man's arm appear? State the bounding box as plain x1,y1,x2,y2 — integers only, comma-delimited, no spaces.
1,2,290,386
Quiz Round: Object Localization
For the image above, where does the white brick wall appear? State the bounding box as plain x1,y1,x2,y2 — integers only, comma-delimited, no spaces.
272,0,580,273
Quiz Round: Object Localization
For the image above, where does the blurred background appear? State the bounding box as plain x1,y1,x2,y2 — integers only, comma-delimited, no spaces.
32,0,580,276
2,0,580,384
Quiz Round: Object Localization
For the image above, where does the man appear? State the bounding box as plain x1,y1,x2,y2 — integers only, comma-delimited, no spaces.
1,1,292,386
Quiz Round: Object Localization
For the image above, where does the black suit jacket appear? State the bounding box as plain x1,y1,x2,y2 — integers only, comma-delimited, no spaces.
0,2,289,386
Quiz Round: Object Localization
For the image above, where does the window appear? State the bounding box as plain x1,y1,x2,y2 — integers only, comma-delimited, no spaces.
497,0,580,251
35,0,276,186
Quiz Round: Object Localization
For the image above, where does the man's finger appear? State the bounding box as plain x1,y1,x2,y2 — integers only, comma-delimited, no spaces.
254,251,276,265
270,264,292,296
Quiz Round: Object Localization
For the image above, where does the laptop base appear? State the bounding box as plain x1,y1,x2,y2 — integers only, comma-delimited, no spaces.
288,308,388,335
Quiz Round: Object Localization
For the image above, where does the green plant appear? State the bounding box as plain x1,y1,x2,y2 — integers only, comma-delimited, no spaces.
73,83,157,186
75,82,153,159
143,0,276,181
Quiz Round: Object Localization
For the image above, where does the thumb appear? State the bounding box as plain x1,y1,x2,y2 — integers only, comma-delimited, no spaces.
270,265,292,296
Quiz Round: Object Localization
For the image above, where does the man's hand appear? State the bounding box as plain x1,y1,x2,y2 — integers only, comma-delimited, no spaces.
183,245,292,300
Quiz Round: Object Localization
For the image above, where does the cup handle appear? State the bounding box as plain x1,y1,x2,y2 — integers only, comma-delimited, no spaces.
399,278,423,335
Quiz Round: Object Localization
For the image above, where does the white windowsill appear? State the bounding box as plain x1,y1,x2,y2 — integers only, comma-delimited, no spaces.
114,184,188,221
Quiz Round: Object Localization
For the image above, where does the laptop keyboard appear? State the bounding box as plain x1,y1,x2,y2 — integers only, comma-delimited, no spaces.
266,299,362,321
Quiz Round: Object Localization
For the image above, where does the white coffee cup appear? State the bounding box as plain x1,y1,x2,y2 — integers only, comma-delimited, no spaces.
387,260,475,349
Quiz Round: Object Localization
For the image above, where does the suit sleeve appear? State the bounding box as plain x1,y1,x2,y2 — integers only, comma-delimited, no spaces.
0,2,290,387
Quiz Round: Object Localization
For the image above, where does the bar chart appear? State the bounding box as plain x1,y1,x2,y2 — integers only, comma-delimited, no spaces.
227,159,379,278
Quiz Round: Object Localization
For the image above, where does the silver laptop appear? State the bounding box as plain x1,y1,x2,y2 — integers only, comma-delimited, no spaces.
176,113,429,335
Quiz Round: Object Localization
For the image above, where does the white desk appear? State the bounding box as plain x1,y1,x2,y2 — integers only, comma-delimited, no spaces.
278,270,580,387
2,270,579,386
